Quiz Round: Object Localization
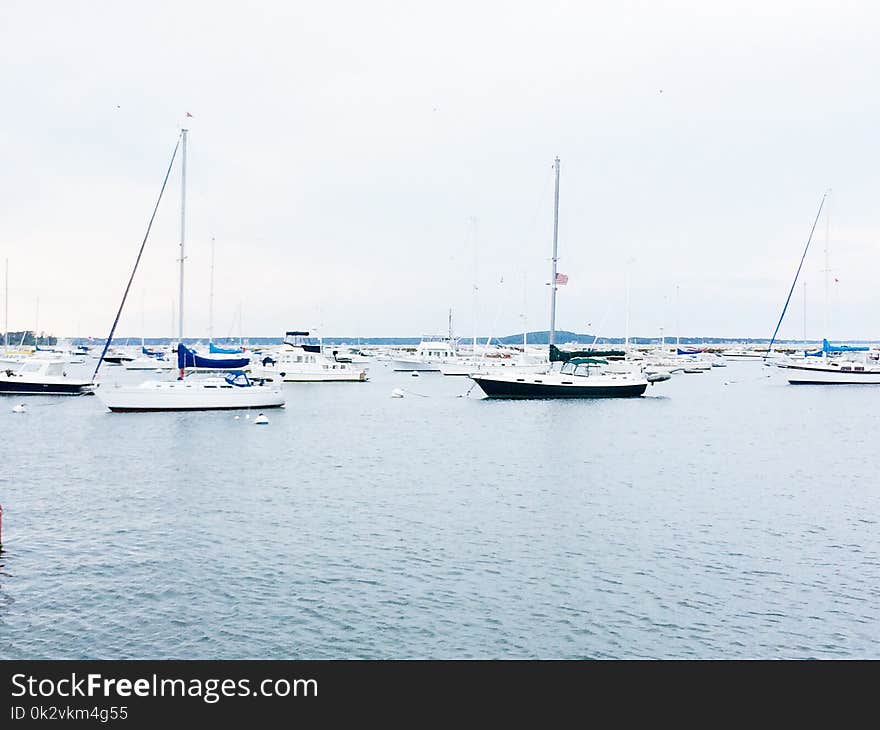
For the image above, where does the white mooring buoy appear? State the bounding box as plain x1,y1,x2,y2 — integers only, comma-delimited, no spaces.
391,388,405,398
411,371,420,377
254,413,269,425
12,404,26,413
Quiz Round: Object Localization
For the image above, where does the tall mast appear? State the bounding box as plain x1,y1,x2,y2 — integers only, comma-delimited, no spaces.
3,258,8,351
549,156,560,346
178,128,188,343
675,284,680,348
624,259,632,357
803,281,807,348
209,236,215,344
470,216,479,359
822,191,831,338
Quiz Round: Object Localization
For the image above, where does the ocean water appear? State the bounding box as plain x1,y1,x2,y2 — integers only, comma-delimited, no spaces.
1,360,878,659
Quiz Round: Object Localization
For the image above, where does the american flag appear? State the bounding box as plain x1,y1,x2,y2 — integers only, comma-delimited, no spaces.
555,272,569,285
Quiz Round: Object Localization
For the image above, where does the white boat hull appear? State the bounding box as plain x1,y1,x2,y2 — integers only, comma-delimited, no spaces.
390,359,441,372
96,378,285,411
250,365,367,382
782,363,880,385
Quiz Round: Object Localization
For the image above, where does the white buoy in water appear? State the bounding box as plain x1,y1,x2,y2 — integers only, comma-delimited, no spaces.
234,415,240,420
254,413,269,425
411,371,420,377
245,414,250,419
12,404,26,413
391,388,405,398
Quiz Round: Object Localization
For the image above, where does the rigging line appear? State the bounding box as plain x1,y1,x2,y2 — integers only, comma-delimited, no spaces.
93,131,183,381
766,191,828,356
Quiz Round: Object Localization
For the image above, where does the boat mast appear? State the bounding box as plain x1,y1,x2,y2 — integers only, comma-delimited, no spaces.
3,258,8,351
549,156,560,346
803,281,807,349
675,284,680,348
178,127,188,343
624,259,632,358
822,191,831,340
209,236,215,344
471,216,478,359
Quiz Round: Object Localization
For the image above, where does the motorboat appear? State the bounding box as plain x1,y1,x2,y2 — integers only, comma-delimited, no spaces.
250,331,368,382
0,358,94,395
390,337,458,372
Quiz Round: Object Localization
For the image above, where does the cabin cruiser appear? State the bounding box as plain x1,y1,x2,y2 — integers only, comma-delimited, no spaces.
0,358,95,395
390,337,459,372
250,331,368,382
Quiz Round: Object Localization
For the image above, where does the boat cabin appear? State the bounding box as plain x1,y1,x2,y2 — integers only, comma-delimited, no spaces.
13,359,67,377
559,357,609,378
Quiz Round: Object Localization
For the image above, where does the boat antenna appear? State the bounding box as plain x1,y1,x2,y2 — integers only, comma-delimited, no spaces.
549,156,560,346
765,190,829,356
92,131,183,380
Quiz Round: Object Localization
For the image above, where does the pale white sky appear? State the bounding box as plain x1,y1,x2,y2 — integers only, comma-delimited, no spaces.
1,0,878,340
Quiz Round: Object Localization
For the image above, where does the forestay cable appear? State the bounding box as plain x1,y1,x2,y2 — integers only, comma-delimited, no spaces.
93,132,183,380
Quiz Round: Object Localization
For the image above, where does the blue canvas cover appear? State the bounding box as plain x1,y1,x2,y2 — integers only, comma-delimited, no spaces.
822,338,869,353
178,343,250,370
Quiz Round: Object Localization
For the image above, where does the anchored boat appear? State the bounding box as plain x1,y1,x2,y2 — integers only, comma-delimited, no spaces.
469,157,668,400
0,358,94,395
93,126,284,412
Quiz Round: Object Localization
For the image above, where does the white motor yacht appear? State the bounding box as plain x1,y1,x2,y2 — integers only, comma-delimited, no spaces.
250,331,368,382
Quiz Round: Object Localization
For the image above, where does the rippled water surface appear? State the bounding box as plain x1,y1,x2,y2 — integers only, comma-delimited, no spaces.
1,361,878,658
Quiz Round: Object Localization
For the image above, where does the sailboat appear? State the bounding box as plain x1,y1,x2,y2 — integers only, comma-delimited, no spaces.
767,192,880,384
469,158,667,399
95,126,284,412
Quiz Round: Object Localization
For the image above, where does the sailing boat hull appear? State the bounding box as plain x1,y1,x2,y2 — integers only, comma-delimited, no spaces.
0,380,94,395
782,363,880,385
96,379,285,412
471,375,648,399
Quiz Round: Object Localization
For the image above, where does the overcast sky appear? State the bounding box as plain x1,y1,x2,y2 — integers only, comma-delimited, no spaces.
1,1,878,341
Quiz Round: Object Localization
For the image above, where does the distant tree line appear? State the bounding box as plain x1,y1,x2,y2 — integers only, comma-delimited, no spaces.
2,331,57,347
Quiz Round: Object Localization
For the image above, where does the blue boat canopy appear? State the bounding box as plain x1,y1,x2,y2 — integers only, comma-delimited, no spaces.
177,343,250,370
822,338,869,353
676,348,703,355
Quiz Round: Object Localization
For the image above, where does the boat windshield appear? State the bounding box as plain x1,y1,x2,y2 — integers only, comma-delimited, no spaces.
560,358,607,377
224,371,252,387
284,332,320,348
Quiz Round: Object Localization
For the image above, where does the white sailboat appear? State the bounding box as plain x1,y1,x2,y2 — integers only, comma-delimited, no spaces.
768,192,880,385
95,126,284,412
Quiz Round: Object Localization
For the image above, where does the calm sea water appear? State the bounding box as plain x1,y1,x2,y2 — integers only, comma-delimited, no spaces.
1,360,878,659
